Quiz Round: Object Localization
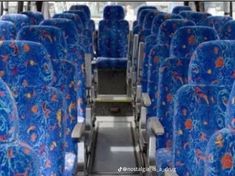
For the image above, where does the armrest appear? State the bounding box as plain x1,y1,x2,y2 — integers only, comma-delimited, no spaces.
142,92,151,106
71,122,85,140
148,117,164,135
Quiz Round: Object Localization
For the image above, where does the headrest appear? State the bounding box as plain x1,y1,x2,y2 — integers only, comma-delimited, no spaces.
103,5,125,20
17,25,67,61
221,20,235,40
64,10,88,25
21,11,44,25
1,14,30,32
0,78,18,143
179,11,211,24
158,19,195,46
0,21,16,40
138,9,156,26
40,19,79,46
227,81,235,129
172,6,192,14
69,5,91,19
188,40,235,86
170,26,218,58
151,12,182,34
137,6,158,17
143,11,159,30
200,16,232,36
0,40,53,87
53,13,84,33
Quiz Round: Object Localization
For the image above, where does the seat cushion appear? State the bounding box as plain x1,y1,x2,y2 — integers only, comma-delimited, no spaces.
93,57,127,69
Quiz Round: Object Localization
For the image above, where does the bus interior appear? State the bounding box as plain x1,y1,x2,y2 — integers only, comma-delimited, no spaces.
0,1,235,176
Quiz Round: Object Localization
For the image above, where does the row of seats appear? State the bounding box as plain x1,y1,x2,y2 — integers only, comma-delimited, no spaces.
133,5,235,175
0,5,95,175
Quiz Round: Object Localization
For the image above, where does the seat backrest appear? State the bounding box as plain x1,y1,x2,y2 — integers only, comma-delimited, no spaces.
17,25,80,153
156,26,219,151
40,19,85,63
53,13,84,34
0,41,53,87
40,19,86,113
103,5,125,20
0,21,16,40
141,19,194,92
133,9,156,34
98,20,129,58
170,26,219,59
204,81,235,175
138,11,160,41
69,5,91,19
0,78,40,175
172,6,192,14
68,5,95,31
179,11,211,24
0,78,18,143
199,16,232,38
151,12,182,35
21,11,44,25
137,6,158,18
98,6,129,58
158,19,195,47
221,20,235,40
1,14,30,32
145,44,170,116
0,40,67,175
64,10,88,27
17,25,67,61
173,40,235,175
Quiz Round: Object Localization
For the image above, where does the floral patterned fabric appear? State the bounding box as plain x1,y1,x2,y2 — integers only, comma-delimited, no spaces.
157,19,195,47
1,14,30,32
146,44,169,117
69,5,91,19
173,40,235,175
0,78,18,143
172,6,192,14
199,16,232,38
0,41,53,87
133,9,156,34
139,11,161,42
64,10,88,27
204,80,235,176
97,17,129,68
141,18,190,93
40,19,86,114
188,40,235,86
155,27,219,169
205,128,235,176
53,13,84,34
103,5,125,20
0,78,39,175
221,20,235,40
170,26,219,58
0,142,40,176
173,85,231,175
151,12,182,35
137,6,158,17
17,25,67,62
0,21,16,40
179,11,211,24
0,41,67,175
17,26,79,164
21,11,44,25
68,5,95,32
